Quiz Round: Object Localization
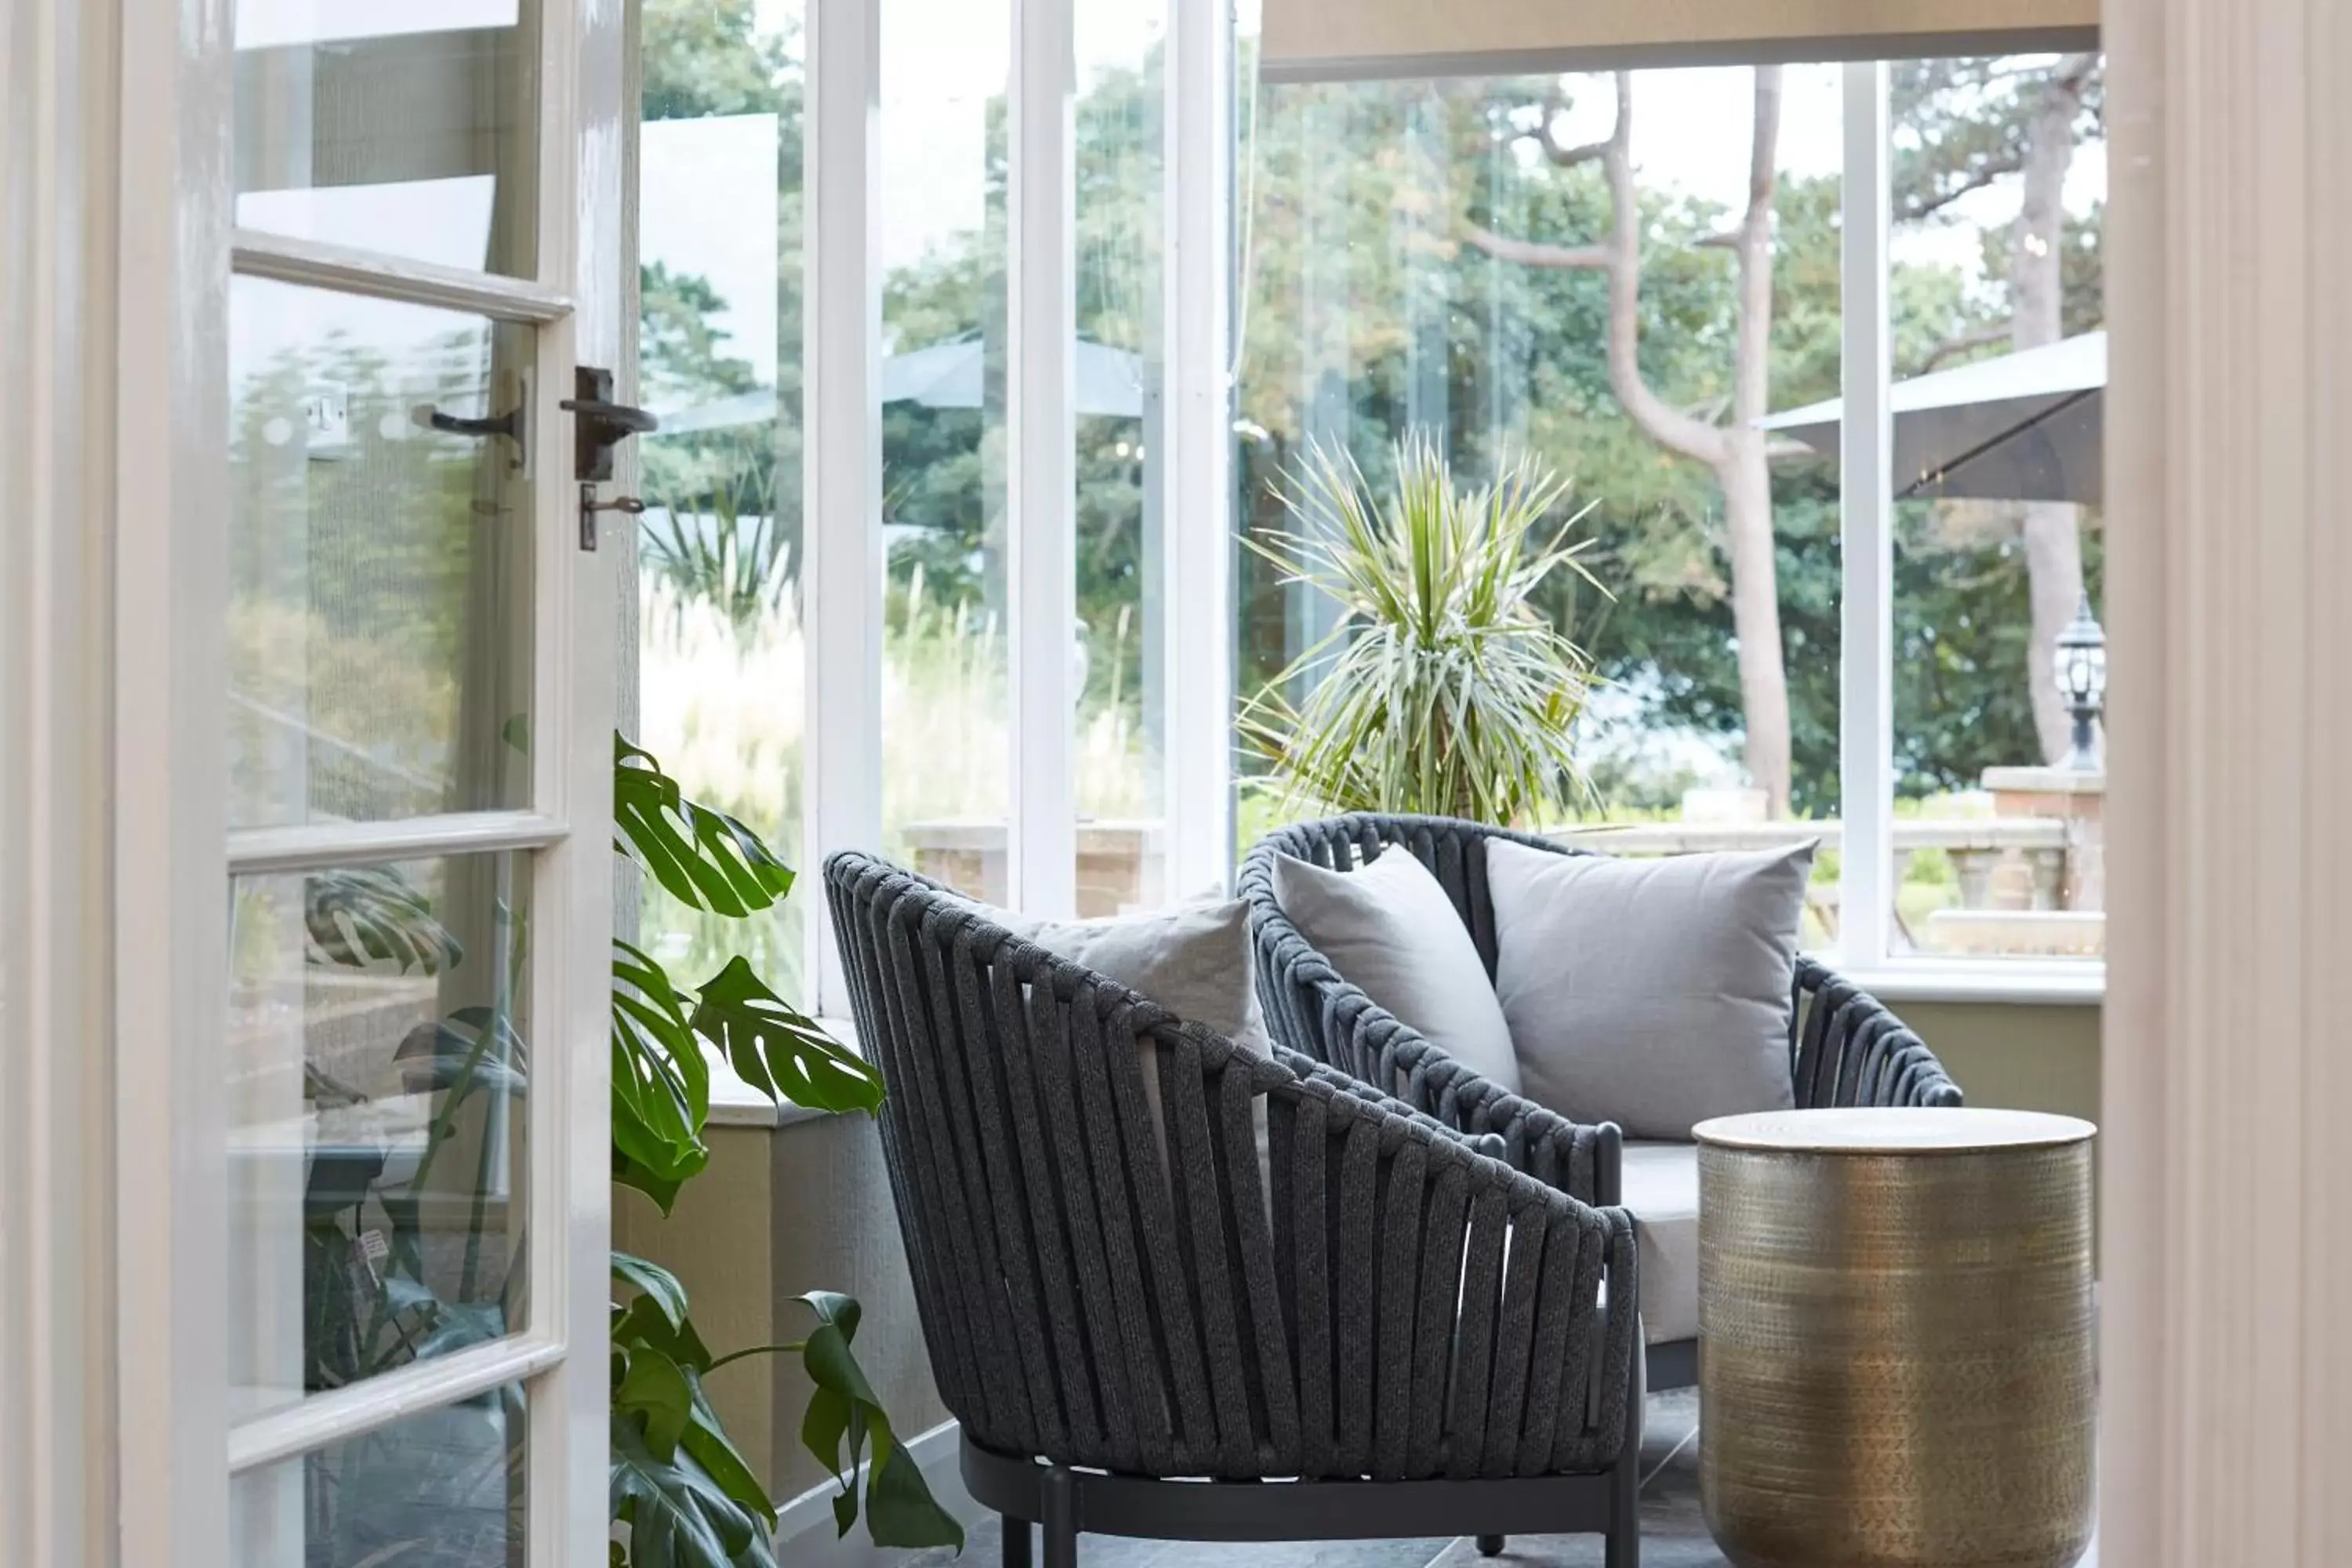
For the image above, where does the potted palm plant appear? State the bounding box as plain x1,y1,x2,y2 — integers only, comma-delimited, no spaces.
1241,434,1604,826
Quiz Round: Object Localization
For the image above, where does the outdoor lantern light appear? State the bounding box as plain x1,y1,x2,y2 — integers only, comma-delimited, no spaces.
2053,590,2107,771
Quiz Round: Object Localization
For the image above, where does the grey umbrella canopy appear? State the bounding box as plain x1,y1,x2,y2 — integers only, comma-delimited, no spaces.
1760,331,2104,505
655,336,1148,435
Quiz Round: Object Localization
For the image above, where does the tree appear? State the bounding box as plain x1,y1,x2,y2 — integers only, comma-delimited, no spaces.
1895,55,2102,763
1466,70,1796,815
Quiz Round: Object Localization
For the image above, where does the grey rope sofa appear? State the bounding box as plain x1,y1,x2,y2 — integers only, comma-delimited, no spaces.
826,850,1646,1568
1239,813,1963,1392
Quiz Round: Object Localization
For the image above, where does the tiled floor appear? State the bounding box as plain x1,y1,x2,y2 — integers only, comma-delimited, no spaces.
917,1391,2097,1567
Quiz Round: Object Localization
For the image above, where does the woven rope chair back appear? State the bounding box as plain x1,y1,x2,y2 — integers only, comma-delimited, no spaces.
823,850,1636,1484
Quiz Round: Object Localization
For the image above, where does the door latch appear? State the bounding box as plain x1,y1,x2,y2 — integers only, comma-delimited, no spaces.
563,365,658,550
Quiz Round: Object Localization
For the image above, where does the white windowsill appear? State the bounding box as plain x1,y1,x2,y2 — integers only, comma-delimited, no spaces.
704,1014,866,1129
1825,958,2105,1007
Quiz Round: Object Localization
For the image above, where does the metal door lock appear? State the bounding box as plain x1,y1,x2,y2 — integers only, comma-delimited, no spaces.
577,485,645,551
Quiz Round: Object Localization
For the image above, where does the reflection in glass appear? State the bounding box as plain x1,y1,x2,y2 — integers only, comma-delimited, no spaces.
1234,63,1841,935
633,0,809,999
1073,0,1168,914
228,277,534,829
1887,54,2107,961
228,853,529,1422
230,1382,526,1568
878,0,1011,900
233,0,541,278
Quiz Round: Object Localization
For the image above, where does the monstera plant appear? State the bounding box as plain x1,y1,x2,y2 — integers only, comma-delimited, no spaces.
284,737,957,1567
607,735,961,1564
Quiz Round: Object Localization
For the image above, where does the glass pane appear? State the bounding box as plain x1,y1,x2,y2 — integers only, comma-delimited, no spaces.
1233,61,1841,936
880,0,1011,901
230,1383,527,1568
228,852,530,1421
1889,54,2107,962
234,0,542,278
1073,0,1167,914
229,277,535,829
633,0,809,999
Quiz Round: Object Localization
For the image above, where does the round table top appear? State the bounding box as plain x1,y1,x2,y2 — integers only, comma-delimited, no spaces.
1692,1105,2096,1153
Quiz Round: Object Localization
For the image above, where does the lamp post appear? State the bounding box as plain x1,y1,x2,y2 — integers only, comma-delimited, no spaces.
2053,592,2107,771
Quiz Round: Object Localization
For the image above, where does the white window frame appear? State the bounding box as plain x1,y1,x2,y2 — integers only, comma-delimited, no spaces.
804,0,1235,1016
103,0,626,1556
1833,60,2106,1007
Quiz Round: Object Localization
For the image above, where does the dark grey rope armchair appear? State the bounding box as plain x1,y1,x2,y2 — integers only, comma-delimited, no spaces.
1240,814,1963,1389
826,851,1645,1568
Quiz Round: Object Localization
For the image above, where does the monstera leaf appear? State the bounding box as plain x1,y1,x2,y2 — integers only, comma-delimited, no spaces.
303,865,466,974
613,737,794,917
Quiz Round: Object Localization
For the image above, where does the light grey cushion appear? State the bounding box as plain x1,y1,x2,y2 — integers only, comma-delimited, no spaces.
988,898,1272,1189
1486,839,1812,1140
1272,847,1523,1094
1620,1141,1699,1345
996,898,1273,1054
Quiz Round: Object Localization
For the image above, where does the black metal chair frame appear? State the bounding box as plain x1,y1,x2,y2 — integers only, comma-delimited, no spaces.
826,850,1647,1567
1239,813,1965,1392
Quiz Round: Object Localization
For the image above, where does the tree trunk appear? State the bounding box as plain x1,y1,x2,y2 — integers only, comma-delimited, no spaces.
2015,56,2096,763
1719,430,1791,814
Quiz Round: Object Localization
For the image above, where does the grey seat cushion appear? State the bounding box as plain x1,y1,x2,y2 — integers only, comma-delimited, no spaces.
1621,1140,1698,1345
1272,848,1523,1094
1486,839,1812,1140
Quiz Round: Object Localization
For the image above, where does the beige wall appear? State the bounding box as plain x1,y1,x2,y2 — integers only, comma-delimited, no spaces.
613,1112,945,1506
1901,1002,2100,1123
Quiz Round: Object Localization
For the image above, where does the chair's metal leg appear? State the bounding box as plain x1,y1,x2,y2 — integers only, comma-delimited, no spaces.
1001,1514,1033,1568
1475,1534,1505,1556
1041,1466,1078,1568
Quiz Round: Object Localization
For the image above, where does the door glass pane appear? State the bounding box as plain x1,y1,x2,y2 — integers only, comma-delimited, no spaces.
230,1383,527,1568
634,0,809,999
234,0,542,278
1073,0,1167,914
229,277,535,829
228,852,530,1421
879,0,1011,901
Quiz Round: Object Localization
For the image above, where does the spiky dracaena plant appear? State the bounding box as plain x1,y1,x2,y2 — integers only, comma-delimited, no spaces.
1241,435,1605,828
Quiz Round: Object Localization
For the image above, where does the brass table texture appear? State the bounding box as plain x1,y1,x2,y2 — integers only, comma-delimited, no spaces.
1693,1107,2096,1568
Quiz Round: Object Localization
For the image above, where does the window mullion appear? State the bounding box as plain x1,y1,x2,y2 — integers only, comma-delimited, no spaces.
1163,0,1236,897
1007,0,1079,916
1838,60,1895,971
805,0,886,1014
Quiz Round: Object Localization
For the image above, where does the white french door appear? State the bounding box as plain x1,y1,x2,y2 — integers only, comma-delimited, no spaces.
161,0,629,1562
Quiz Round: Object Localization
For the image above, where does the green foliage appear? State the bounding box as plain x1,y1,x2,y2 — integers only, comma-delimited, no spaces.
1241,437,1602,825
607,739,946,1563
615,735,797,917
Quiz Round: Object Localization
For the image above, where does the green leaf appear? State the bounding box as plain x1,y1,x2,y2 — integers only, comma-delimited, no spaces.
612,1251,691,1331
612,938,711,1213
865,1432,967,1549
681,1366,779,1528
614,1294,715,1374
302,865,465,975
617,1347,696,1461
788,1293,963,1552
688,960,883,1116
614,735,794,916
612,1412,774,1568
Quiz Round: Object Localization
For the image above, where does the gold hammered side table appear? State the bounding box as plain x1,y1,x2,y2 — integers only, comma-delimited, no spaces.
1693,1107,2096,1568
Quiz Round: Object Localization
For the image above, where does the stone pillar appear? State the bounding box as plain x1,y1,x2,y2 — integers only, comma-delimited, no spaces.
1980,766,2105,912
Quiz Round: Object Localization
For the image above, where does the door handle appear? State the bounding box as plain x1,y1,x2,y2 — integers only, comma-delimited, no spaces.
562,365,659,483
413,401,526,470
